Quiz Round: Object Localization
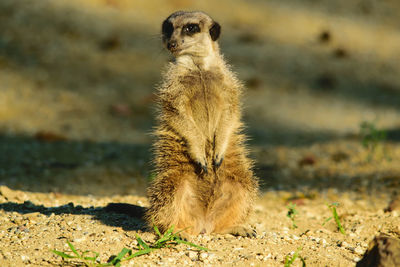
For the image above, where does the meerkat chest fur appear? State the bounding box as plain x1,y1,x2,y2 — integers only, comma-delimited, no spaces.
159,57,240,160
180,69,226,141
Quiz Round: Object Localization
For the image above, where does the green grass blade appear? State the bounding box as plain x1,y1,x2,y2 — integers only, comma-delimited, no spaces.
110,248,131,265
66,240,80,258
81,250,100,262
153,225,162,238
52,229,209,266
116,248,131,260
287,253,298,265
83,256,97,262
284,247,302,267
52,250,78,259
97,262,114,267
122,248,154,261
322,216,332,226
136,235,150,249
154,227,187,247
283,256,291,267
284,256,290,267
160,225,175,240
171,227,189,237
332,206,346,235
174,239,208,251
300,256,307,267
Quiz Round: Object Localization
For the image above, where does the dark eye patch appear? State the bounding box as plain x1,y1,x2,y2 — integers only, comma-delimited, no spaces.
182,23,200,36
162,20,174,39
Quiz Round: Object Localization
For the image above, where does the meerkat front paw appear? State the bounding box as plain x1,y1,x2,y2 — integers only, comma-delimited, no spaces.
188,149,207,174
228,226,257,238
213,154,224,170
195,158,208,174
188,141,208,174
213,137,228,170
174,230,191,242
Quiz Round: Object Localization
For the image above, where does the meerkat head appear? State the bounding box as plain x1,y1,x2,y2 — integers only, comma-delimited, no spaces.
161,11,221,59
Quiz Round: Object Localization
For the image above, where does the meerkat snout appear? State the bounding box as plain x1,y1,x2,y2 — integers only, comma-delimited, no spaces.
161,11,221,56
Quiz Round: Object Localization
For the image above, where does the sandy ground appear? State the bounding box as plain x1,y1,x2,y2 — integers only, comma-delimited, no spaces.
1,0,400,266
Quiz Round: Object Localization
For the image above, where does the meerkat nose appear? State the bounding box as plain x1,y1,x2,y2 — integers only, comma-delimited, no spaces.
167,40,177,50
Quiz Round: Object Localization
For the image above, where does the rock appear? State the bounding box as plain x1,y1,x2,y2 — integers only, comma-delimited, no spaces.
186,251,197,261
202,235,211,242
264,253,272,260
356,235,400,267
0,186,17,200
340,241,349,248
207,253,216,261
199,252,208,261
355,247,364,255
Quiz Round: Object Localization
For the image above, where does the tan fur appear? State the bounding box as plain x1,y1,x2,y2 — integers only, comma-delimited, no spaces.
146,11,258,237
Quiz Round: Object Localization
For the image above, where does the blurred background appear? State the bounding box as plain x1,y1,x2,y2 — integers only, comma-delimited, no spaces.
0,0,399,198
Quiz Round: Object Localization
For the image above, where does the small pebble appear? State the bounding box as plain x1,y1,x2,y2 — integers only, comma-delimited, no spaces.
186,251,197,261
73,237,86,242
207,253,216,261
347,247,356,252
264,253,272,260
202,235,211,242
354,247,364,255
199,252,208,261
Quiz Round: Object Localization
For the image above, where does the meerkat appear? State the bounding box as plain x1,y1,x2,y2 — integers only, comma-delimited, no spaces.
145,11,258,237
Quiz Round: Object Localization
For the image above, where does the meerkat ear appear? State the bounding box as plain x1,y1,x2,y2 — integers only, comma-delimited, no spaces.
209,22,221,41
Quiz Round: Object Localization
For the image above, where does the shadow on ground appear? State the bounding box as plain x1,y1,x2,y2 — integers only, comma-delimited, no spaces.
1,131,399,199
0,134,151,196
0,201,147,231
0,1,399,200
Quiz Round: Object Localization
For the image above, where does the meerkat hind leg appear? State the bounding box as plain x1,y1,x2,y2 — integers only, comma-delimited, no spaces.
208,181,256,237
169,178,206,236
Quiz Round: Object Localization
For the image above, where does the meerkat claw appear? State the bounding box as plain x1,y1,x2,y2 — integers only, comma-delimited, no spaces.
213,155,224,169
248,228,257,238
196,160,208,174
201,164,208,174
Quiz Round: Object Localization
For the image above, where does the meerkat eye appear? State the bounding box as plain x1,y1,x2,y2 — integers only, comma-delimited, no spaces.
182,23,200,35
162,20,174,39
